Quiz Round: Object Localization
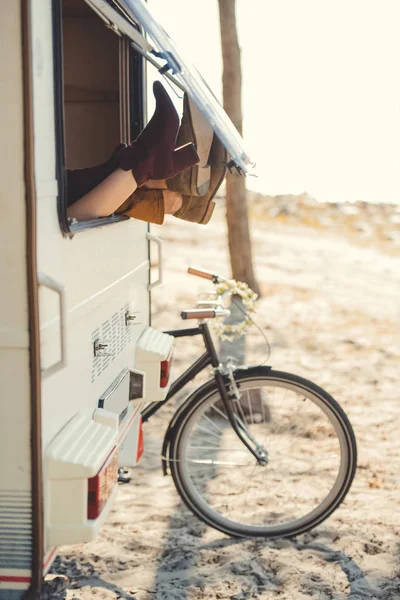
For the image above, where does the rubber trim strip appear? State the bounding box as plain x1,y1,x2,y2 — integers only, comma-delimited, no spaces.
21,1,44,597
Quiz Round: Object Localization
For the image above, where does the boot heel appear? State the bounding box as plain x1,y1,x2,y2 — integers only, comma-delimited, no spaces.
172,143,200,176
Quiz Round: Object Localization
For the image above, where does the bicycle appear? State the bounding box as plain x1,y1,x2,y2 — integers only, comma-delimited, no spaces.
141,267,357,539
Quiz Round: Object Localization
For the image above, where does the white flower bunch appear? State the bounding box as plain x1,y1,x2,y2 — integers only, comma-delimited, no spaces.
213,279,258,340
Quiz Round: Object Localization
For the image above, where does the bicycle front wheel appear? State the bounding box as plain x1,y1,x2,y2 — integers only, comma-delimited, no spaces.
169,368,357,538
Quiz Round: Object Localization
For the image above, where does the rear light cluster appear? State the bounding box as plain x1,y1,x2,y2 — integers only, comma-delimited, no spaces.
160,350,173,388
87,449,119,520
136,417,144,463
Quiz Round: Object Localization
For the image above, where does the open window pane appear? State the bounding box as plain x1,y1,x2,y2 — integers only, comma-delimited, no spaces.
55,0,143,233
84,0,255,173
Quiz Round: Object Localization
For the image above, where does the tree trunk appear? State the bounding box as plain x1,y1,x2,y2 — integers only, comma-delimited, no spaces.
218,0,260,296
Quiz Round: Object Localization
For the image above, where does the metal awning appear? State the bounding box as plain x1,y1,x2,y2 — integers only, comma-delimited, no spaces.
84,0,255,174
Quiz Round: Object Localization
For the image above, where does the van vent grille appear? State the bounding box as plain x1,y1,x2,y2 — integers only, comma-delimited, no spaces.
91,304,131,382
0,490,32,571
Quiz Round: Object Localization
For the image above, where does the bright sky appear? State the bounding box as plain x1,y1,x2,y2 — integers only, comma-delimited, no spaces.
148,0,400,204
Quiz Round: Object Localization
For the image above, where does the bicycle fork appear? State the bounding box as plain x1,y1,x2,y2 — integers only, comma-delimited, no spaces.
201,323,269,466
214,366,269,465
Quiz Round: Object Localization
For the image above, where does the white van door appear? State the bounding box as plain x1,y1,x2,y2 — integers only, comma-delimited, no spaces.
31,0,154,558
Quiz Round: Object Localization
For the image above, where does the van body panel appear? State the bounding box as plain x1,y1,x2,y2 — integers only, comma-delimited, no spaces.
29,0,151,574
0,0,169,592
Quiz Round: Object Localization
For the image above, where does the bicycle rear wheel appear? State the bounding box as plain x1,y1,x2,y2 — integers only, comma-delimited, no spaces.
169,367,357,538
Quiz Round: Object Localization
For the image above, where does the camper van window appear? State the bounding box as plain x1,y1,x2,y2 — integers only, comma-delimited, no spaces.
54,0,144,234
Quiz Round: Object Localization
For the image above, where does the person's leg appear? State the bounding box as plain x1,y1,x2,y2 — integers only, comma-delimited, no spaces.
66,82,198,220
66,144,125,208
67,168,137,220
68,171,182,221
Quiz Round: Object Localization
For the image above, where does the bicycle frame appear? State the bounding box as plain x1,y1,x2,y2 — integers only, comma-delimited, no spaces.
141,323,267,464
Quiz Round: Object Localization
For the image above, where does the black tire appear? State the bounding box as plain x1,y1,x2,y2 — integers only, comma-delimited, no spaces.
168,367,357,538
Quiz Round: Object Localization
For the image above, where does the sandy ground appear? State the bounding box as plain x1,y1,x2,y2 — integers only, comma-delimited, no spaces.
47,201,400,600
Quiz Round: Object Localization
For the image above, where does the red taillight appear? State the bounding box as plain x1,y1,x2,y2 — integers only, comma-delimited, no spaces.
87,450,119,520
136,417,144,463
160,351,173,388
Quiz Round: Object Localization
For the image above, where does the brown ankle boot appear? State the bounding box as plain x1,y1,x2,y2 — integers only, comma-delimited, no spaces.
118,131,226,225
173,134,227,224
66,83,199,207
117,82,199,186
166,93,214,197
116,189,164,224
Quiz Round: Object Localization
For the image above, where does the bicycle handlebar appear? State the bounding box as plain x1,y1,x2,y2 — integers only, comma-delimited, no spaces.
181,309,216,320
184,267,231,320
181,308,231,320
188,266,218,281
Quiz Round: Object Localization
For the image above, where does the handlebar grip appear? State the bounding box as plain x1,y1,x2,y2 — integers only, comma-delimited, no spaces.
187,266,215,281
181,309,216,320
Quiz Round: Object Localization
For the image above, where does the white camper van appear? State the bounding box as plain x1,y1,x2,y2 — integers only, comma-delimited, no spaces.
0,1,252,598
